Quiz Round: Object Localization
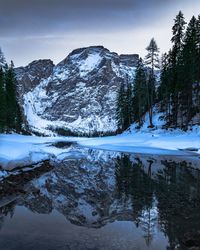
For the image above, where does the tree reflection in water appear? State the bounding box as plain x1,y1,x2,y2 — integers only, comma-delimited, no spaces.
115,154,200,249
115,155,156,246
0,150,199,249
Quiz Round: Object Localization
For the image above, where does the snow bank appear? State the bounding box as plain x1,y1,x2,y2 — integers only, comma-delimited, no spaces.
0,134,79,170
77,130,200,156
0,127,199,171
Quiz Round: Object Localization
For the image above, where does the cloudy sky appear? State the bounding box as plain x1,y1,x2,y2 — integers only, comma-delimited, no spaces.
1,0,200,66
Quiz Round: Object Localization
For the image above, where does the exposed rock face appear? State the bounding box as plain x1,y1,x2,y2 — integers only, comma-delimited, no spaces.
15,59,54,100
16,46,138,134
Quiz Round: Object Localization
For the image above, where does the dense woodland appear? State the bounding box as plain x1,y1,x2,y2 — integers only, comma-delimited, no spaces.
0,49,22,133
117,11,200,131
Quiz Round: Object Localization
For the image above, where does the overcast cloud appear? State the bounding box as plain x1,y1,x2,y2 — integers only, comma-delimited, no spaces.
1,0,200,66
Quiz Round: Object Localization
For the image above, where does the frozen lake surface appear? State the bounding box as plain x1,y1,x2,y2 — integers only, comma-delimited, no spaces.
0,143,200,249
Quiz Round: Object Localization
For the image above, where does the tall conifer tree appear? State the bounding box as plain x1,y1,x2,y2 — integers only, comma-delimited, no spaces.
170,11,187,126
145,38,159,127
5,62,22,131
181,16,198,126
133,58,147,126
0,68,6,132
116,83,126,131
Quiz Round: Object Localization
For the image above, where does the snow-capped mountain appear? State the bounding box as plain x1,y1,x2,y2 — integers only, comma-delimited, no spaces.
15,46,138,134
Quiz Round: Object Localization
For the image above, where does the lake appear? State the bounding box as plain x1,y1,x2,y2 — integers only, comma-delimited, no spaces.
0,146,200,250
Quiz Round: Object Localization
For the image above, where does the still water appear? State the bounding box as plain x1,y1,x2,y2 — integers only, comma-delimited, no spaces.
0,147,200,250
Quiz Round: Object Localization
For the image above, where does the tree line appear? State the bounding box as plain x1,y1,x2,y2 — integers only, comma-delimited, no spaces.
117,11,200,131
0,49,22,133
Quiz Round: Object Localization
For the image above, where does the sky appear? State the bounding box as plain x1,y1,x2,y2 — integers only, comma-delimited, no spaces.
1,0,200,67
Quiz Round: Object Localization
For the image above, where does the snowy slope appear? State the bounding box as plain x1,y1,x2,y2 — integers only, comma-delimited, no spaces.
16,46,138,135
76,110,200,155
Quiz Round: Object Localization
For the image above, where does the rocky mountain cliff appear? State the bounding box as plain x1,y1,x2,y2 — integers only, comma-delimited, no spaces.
15,46,138,135
15,59,54,108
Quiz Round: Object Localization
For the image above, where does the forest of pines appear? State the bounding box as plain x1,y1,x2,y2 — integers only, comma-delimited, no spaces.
116,11,200,131
0,50,22,133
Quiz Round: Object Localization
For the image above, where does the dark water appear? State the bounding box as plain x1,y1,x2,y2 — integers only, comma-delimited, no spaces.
0,148,200,250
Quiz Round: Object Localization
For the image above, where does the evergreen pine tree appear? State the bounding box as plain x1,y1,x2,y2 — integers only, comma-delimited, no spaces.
116,79,134,131
171,11,187,63
145,38,159,127
5,62,22,131
125,80,133,127
170,11,187,126
133,58,147,126
158,53,168,102
196,15,200,76
159,51,177,126
196,15,200,115
181,16,199,126
0,68,6,132
116,83,125,131
145,38,160,70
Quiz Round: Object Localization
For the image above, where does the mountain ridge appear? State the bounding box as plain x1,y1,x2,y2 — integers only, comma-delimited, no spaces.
15,46,139,135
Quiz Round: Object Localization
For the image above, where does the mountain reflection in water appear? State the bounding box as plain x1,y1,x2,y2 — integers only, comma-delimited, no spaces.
0,148,200,250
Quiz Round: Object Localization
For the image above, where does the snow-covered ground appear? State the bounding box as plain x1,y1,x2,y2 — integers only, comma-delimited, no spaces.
0,127,199,171
0,134,77,170
78,127,200,155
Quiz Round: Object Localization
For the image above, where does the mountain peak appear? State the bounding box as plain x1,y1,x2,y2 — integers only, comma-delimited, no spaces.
69,45,107,56
58,46,139,69
16,46,139,134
